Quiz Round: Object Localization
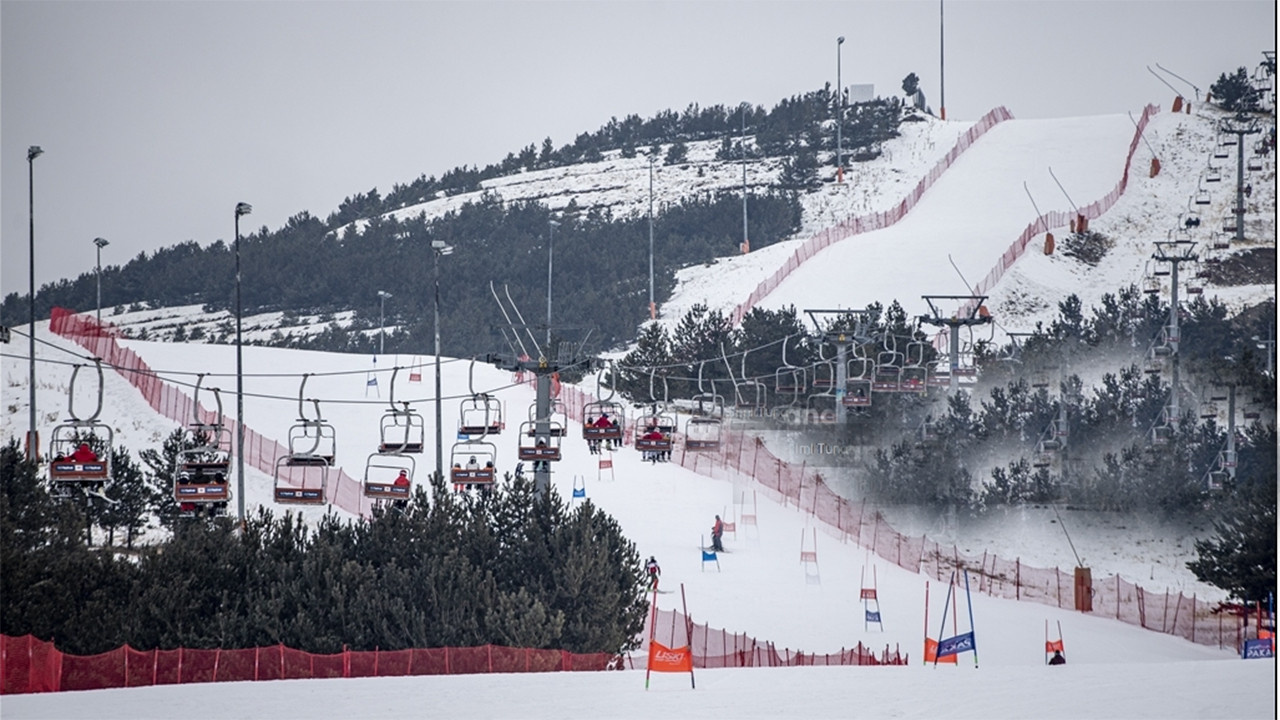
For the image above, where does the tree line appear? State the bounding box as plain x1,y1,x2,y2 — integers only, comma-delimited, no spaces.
0,441,648,657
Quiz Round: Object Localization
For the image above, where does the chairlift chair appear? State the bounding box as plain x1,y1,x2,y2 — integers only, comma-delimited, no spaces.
872,353,903,392
527,399,568,437
926,357,952,389
582,399,625,442
458,393,504,436
173,380,232,513
362,452,415,501
774,337,808,397
450,440,498,490
48,362,114,498
1247,155,1264,172
684,416,723,451
518,420,563,461
379,402,425,453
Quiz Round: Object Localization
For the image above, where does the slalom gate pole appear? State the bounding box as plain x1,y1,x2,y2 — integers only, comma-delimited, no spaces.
645,583,659,690
1058,620,1064,659
933,571,955,667
1044,619,1049,665
681,582,696,689
924,581,931,666
964,569,979,669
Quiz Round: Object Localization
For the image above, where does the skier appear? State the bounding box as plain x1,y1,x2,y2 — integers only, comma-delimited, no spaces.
711,514,725,552
1048,650,1066,665
393,469,411,488
645,556,661,589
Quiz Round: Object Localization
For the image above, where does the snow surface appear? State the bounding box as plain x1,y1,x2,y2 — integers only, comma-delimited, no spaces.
2,103,1276,718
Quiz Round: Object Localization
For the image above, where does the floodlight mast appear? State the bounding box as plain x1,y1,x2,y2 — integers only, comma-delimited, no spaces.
918,295,993,394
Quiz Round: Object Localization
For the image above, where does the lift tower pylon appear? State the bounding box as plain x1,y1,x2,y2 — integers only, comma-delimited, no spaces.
804,309,872,424
917,296,993,393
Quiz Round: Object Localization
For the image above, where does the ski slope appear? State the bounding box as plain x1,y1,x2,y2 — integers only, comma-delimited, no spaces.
754,114,1138,320
3,320,1274,719
2,101,1275,717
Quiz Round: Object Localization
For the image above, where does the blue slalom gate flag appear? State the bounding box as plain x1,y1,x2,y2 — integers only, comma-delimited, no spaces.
701,549,717,561
366,376,378,387
866,610,881,623
937,631,976,659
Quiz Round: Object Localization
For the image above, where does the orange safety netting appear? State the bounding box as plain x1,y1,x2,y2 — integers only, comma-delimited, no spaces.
1,635,613,695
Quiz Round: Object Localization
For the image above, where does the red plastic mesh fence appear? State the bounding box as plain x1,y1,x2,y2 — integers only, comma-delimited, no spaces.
1,635,614,694
639,608,907,670
730,106,1015,325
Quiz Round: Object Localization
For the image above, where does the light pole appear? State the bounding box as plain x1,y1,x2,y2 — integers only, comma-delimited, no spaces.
376,290,392,356
234,201,252,523
741,103,749,253
648,155,655,320
26,145,42,462
94,237,110,326
546,219,560,346
837,36,845,182
432,239,453,481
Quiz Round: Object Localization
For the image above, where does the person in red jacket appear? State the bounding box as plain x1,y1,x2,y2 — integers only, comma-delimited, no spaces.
393,469,411,487
711,515,725,552
70,443,98,463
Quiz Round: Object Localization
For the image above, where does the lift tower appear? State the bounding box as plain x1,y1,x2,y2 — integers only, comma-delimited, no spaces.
1150,239,1197,421
804,309,872,425
917,295,993,393
1217,114,1260,243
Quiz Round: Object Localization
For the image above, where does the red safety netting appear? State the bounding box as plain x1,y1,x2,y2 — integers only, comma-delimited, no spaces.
729,106,1015,326
1,635,614,695
637,608,907,669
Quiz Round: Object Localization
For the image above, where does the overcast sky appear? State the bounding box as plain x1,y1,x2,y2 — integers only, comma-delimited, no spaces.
2,0,1274,298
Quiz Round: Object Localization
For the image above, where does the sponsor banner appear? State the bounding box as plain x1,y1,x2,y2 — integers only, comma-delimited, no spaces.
647,641,693,673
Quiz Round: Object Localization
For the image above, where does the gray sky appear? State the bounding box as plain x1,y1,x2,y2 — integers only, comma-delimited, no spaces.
2,0,1274,298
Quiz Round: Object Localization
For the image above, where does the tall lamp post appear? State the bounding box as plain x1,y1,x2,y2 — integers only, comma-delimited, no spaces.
26,145,43,462
234,201,252,523
836,35,845,182
648,156,656,320
94,237,110,326
376,290,392,356
545,219,560,346
431,239,453,481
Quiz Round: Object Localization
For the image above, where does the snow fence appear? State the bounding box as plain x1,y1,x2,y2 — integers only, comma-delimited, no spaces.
0,634,613,694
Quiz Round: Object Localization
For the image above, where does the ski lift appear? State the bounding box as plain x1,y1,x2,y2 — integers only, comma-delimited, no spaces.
48,360,114,499
1142,356,1165,375
811,344,836,390
773,336,808,398
362,451,414,501
408,356,424,383
872,333,903,392
926,355,952,389
274,377,335,505
518,421,563,461
449,440,497,491
1193,177,1212,205
727,345,768,414
459,395,503,436
173,377,232,514
379,369,425,453
527,398,568,437
685,416,723,451
843,345,873,407
583,366,625,444
635,374,677,456
900,339,929,392
687,366,725,450
1152,258,1172,277
1247,154,1264,172
458,359,504,436
1222,211,1239,234
1150,409,1174,446
1186,263,1204,295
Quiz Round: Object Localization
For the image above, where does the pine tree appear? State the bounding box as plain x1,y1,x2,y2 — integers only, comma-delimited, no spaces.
1187,477,1277,602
